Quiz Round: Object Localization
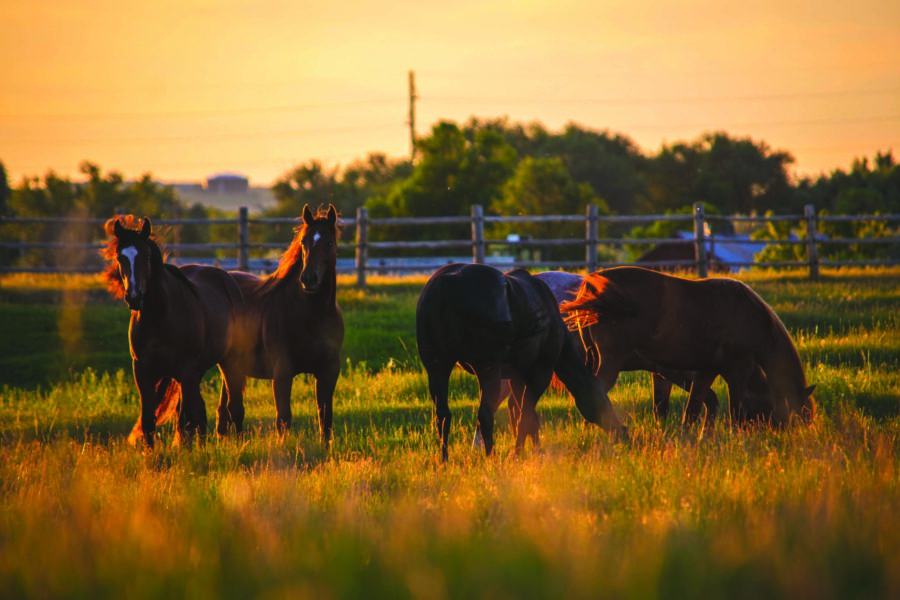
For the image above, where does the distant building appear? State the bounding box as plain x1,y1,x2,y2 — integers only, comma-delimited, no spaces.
165,173,276,214
636,231,769,273
206,172,249,194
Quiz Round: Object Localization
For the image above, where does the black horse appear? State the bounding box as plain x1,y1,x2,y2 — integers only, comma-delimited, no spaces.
416,263,625,460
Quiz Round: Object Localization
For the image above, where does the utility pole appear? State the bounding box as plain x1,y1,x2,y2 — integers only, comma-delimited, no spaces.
408,70,417,161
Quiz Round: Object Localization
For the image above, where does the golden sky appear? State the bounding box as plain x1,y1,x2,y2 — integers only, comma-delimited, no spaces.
2,0,898,186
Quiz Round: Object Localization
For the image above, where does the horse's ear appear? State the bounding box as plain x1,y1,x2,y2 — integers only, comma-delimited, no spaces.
113,219,125,238
804,384,816,397
302,204,314,224
140,217,152,238
326,204,337,227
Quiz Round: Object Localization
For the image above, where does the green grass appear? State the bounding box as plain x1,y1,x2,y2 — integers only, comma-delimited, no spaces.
1,268,899,599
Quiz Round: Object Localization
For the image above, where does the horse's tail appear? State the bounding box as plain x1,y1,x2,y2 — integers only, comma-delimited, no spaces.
127,378,182,446
560,273,639,329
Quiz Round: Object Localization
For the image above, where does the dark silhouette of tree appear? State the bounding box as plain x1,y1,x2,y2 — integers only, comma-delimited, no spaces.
646,132,794,215
491,156,609,261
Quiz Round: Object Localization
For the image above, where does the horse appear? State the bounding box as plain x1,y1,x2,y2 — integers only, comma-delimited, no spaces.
102,216,244,449
416,263,625,461
216,204,344,443
560,266,816,426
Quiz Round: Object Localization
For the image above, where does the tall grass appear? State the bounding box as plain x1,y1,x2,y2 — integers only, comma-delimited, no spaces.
1,268,899,598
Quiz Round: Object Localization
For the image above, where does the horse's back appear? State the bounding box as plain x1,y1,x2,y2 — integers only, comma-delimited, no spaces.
179,264,244,361
535,271,583,304
593,267,778,365
417,264,565,373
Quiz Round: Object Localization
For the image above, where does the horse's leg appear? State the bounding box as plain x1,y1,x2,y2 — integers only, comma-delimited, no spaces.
272,372,294,435
474,366,502,457
654,367,721,424
133,361,160,450
217,363,247,436
473,378,511,449
425,359,455,462
650,373,673,420
516,371,551,453
682,371,718,427
722,363,755,426
216,375,233,437
314,360,340,445
178,374,207,448
508,379,525,440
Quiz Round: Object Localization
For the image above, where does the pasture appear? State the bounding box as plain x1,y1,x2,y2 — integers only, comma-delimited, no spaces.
1,268,899,599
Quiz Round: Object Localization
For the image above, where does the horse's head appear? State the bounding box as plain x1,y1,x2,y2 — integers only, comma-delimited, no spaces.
111,217,154,311
299,204,339,293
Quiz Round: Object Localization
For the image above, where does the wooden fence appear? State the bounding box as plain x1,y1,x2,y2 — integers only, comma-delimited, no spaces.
2,203,900,285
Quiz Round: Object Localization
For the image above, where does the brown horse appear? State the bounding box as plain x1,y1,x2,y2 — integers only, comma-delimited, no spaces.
416,263,625,461
216,204,344,442
102,216,244,448
561,266,815,426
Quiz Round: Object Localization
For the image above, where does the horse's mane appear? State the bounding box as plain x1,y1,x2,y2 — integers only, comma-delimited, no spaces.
101,215,195,300
256,206,342,292
560,273,640,330
101,216,163,299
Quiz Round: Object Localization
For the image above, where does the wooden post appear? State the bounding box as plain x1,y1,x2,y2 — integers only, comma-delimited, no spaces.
585,204,599,273
238,206,249,271
805,204,819,281
471,204,485,264
408,70,417,161
356,206,368,288
693,202,708,278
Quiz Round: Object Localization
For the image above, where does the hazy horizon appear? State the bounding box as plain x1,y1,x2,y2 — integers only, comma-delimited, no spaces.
3,0,898,186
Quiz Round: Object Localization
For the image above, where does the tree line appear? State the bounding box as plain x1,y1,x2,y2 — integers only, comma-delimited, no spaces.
1,118,898,267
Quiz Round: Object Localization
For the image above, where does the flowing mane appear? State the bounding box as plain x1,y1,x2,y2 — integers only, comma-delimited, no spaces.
256,206,342,292
101,215,165,300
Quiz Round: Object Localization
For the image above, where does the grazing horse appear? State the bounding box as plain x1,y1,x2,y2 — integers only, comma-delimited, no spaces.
474,270,728,448
102,216,243,448
561,267,816,426
216,204,344,442
416,263,625,460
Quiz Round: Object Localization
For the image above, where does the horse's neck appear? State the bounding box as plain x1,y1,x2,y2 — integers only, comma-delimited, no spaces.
314,265,338,311
143,266,186,317
760,332,806,395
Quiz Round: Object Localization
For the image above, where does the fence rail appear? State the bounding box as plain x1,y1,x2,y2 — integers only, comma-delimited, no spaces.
2,203,900,285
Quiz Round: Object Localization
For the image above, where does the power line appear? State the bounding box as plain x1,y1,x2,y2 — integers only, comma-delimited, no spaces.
0,98,402,121
425,86,900,107
2,123,403,146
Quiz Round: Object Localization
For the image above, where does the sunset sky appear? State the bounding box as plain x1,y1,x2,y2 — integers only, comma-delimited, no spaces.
3,0,898,187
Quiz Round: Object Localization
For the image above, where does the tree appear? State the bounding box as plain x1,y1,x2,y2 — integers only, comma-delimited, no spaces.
369,121,518,247
463,119,649,215
646,132,795,215
491,156,609,261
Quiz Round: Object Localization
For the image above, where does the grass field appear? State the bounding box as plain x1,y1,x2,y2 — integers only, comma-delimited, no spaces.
1,268,899,599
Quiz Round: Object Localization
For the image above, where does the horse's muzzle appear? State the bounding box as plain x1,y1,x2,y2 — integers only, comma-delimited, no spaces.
125,291,144,311
300,271,319,292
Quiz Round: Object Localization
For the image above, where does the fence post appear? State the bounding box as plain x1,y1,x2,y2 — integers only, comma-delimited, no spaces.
805,204,819,281
356,207,368,288
693,202,708,278
586,204,599,273
471,204,485,264
238,206,249,271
